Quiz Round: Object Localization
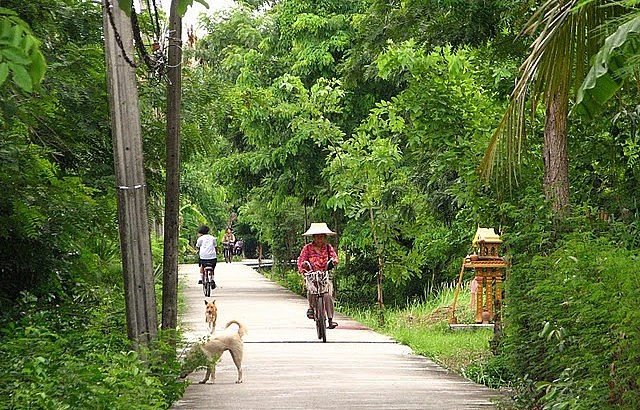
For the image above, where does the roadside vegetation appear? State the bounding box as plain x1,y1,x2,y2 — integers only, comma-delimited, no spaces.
2,0,640,409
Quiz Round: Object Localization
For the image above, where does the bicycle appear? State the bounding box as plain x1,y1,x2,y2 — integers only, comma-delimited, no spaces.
202,264,216,297
304,268,332,343
222,241,233,263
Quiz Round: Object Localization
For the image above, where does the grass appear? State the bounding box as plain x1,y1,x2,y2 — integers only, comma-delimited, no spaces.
341,286,495,378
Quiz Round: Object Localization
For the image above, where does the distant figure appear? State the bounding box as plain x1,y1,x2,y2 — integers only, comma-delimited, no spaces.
233,238,244,256
222,227,236,263
470,276,482,309
187,25,197,48
196,225,217,284
223,227,236,245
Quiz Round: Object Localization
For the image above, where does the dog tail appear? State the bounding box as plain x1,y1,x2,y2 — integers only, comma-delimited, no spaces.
225,320,247,339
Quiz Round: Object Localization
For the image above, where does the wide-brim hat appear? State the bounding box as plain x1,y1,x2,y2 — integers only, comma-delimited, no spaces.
302,222,336,236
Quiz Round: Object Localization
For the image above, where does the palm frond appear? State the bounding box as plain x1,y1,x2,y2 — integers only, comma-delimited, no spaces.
479,0,615,184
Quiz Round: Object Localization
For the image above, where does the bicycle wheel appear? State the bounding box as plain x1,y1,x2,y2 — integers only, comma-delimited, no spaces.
315,297,326,342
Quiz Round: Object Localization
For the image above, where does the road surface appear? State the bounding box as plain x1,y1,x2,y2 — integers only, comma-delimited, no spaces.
171,262,502,409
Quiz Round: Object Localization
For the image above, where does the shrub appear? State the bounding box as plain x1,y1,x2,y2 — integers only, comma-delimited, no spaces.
0,287,186,409
501,233,640,409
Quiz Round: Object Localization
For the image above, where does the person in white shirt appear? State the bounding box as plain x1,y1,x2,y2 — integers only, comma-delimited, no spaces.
196,225,217,286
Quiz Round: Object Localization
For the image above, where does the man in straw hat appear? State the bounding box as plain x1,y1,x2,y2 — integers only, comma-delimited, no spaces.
297,222,339,329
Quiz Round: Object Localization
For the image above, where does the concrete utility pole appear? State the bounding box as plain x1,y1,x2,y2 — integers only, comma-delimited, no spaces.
161,0,183,339
102,0,158,350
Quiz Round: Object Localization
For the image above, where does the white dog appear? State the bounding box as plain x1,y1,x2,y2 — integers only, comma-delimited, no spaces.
180,320,247,384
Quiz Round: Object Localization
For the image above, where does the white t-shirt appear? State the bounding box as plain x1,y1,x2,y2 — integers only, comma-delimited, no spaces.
196,234,217,259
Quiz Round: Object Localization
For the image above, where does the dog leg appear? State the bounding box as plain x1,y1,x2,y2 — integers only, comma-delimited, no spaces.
229,350,244,383
199,362,216,384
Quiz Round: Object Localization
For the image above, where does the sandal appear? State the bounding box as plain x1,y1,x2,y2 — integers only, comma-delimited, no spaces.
327,321,338,329
306,308,315,320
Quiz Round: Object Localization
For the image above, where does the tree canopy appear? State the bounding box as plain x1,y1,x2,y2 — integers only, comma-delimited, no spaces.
2,0,640,407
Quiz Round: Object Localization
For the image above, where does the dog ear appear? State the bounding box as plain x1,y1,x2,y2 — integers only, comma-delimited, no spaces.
212,300,216,304
204,300,208,305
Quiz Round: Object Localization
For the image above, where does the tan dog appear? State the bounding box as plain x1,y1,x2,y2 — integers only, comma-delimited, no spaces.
204,299,217,333
180,320,247,384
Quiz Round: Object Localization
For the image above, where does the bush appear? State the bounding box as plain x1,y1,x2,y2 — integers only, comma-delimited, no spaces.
501,233,640,409
0,287,186,409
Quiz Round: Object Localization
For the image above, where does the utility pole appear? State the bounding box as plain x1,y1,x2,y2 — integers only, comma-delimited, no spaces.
161,0,183,341
102,0,158,351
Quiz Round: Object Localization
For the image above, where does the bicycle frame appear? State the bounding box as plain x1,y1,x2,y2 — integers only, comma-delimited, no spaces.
305,270,331,342
222,242,233,263
203,265,215,297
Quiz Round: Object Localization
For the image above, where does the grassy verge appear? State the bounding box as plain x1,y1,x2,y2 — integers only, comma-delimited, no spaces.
341,287,499,385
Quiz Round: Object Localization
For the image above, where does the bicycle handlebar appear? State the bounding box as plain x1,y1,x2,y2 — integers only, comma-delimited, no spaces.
301,259,335,273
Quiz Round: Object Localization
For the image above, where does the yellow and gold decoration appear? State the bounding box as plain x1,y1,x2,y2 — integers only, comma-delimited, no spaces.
450,227,507,325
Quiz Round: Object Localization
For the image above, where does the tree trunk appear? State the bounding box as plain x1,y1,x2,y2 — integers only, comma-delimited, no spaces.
369,207,385,326
102,0,157,351
543,90,570,216
161,0,182,339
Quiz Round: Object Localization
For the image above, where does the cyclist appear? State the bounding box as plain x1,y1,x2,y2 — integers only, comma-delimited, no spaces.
297,222,339,329
196,225,217,287
222,227,236,263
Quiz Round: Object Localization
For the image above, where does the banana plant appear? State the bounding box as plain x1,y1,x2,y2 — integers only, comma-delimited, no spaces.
574,15,640,118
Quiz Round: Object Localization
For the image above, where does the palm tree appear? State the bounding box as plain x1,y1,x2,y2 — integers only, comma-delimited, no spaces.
479,0,637,217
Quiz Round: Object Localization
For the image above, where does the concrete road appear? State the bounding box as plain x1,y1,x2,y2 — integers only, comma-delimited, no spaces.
172,262,502,409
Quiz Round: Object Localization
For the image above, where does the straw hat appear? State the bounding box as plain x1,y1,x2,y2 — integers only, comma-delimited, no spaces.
302,222,336,236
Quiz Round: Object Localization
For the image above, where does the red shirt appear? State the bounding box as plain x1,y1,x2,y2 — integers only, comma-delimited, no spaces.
297,242,337,273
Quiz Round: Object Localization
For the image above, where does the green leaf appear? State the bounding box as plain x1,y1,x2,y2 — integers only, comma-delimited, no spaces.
539,321,551,338
28,49,45,86
10,62,32,92
174,0,210,17
0,62,8,86
177,0,190,18
574,16,640,118
0,7,19,17
2,47,31,65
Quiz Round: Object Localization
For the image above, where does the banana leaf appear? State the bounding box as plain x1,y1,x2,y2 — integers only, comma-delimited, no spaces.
574,16,640,118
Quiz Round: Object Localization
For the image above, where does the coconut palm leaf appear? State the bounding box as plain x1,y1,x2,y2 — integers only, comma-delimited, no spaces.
478,0,618,183
574,14,640,118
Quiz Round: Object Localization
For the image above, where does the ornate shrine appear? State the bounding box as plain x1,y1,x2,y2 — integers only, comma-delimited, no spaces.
450,227,507,325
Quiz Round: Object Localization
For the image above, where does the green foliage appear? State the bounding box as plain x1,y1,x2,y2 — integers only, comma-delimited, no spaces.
575,15,640,118
501,230,640,409
0,288,185,409
328,42,507,303
115,0,210,17
240,194,306,264
2,0,640,407
0,7,46,92
0,136,101,301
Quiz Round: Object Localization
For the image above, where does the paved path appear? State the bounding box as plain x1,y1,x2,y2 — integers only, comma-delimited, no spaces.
172,262,501,409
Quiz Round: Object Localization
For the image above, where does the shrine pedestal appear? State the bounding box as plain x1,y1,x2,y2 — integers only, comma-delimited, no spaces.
449,227,507,325
466,260,505,323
